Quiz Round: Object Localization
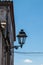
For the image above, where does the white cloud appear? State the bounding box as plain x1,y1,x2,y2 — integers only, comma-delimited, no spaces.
24,59,32,63
41,64,43,65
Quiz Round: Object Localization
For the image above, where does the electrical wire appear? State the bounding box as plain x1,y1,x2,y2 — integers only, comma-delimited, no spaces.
14,51,43,54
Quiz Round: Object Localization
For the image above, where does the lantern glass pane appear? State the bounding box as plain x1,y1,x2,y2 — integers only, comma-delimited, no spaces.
18,37,26,45
18,37,21,44
22,37,26,44
20,37,23,44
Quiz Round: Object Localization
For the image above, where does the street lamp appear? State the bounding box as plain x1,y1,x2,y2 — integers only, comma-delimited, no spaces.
11,29,27,49
17,29,27,48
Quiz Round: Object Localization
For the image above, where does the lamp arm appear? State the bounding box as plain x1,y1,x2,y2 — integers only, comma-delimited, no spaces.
11,46,20,49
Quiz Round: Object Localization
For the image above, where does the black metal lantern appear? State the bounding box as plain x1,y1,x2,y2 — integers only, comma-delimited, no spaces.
17,29,27,48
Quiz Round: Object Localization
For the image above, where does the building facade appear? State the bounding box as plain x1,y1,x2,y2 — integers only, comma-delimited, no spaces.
0,1,16,65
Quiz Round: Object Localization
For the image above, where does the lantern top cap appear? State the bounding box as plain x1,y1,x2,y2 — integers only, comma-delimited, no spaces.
17,29,27,37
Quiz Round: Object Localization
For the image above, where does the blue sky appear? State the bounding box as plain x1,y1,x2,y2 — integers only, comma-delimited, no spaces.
13,0,43,65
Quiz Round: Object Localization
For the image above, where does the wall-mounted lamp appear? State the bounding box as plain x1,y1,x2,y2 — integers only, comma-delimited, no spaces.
11,29,27,49
17,29,27,48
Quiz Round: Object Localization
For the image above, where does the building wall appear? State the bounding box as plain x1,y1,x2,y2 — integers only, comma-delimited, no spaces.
0,31,2,65
8,6,14,65
0,2,15,65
